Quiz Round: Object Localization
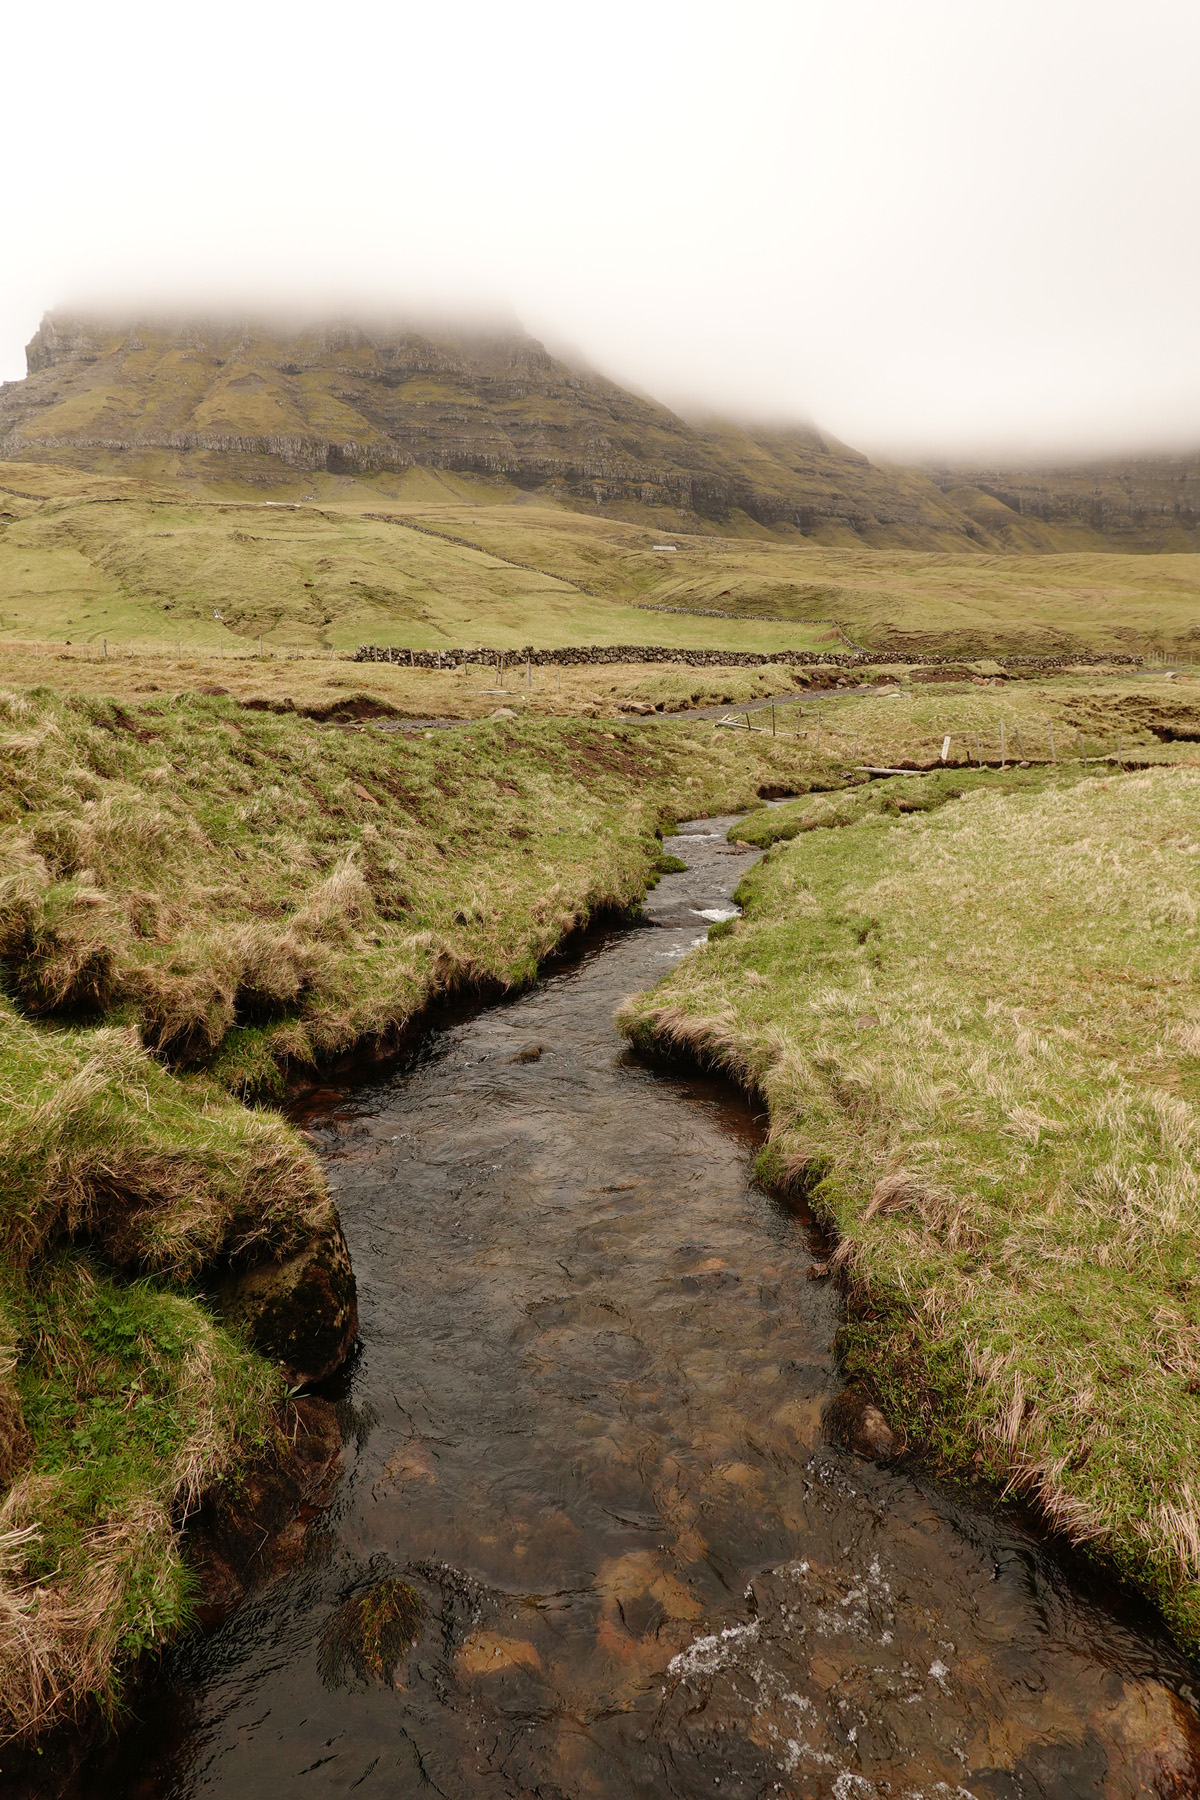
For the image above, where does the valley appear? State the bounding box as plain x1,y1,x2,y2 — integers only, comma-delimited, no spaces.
4,314,1200,1796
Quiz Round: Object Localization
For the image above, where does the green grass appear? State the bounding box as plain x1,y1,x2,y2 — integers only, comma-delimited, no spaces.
0,993,317,1736
755,670,1200,771
0,686,824,1091
6,1257,278,1722
620,764,1200,1650
0,641,832,724
728,766,1089,849
4,458,1200,658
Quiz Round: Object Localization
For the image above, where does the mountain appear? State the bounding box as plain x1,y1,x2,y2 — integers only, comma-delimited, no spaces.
929,455,1200,552
0,312,983,548
4,312,1199,554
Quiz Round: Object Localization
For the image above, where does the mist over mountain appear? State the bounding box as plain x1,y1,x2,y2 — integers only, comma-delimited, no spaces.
3,312,1200,554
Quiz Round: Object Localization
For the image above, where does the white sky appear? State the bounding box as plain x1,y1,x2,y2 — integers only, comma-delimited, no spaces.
4,0,1199,459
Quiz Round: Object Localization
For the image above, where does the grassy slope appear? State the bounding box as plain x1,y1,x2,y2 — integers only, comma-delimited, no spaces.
620,764,1200,1648
4,461,1200,657
0,684,821,1739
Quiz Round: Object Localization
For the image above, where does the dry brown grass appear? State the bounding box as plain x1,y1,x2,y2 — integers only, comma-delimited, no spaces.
0,642,825,721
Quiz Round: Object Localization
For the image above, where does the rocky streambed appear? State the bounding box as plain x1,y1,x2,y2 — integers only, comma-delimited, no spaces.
84,822,1200,1798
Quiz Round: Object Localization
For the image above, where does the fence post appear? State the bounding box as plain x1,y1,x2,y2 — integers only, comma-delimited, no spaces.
1000,720,1006,769
1049,722,1056,764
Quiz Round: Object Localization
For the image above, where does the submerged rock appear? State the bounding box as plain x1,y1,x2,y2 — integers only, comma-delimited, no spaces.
319,1577,425,1688
191,1395,344,1623
826,1388,899,1461
852,1404,897,1460
215,1197,358,1384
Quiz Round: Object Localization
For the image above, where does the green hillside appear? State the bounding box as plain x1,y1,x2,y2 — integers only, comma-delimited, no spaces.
2,460,1199,657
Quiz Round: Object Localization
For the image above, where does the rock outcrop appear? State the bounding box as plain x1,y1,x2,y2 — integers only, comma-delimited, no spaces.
930,454,1200,551
215,1195,358,1384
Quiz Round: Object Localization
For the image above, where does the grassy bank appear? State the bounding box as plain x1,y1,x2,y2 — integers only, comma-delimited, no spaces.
0,685,820,1740
1,646,1196,764
620,764,1200,1648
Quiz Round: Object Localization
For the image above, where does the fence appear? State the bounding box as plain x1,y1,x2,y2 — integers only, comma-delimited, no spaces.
715,704,1156,772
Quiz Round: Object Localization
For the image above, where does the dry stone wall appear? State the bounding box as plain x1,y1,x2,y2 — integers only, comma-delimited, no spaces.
353,644,1139,672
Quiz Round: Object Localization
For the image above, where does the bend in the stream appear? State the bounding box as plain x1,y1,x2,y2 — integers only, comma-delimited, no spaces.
82,817,1200,1800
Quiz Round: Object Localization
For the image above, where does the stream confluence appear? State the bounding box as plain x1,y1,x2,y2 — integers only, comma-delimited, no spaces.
103,821,1200,1798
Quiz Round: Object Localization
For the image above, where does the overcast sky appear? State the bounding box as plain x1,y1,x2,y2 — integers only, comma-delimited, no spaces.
4,0,1199,459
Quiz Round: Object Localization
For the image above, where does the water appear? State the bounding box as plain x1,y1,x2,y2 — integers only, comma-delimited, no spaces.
99,822,1200,1798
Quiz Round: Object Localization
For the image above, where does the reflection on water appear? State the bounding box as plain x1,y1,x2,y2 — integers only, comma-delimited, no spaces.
98,822,1200,1798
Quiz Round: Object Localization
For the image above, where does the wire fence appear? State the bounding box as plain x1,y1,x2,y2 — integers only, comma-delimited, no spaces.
715,703,1168,771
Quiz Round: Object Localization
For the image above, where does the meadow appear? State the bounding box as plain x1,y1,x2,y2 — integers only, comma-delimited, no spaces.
4,459,1200,659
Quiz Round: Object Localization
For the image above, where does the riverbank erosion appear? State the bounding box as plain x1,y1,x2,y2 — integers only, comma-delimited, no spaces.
619,764,1200,1653
0,686,819,1745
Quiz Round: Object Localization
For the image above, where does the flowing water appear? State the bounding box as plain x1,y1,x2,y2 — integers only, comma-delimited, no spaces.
100,822,1200,1799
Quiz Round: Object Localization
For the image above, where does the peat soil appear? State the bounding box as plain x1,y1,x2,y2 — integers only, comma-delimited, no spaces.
87,824,1200,1799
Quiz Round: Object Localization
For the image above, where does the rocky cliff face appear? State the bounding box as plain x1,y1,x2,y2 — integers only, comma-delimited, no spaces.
0,312,981,546
929,456,1200,550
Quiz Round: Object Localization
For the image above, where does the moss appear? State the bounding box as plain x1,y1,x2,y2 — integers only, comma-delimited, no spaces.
217,1208,358,1382
318,1577,424,1688
3,1255,279,1724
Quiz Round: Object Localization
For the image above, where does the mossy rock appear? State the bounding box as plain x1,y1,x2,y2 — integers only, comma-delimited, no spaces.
656,853,688,874
215,1198,358,1383
319,1577,424,1688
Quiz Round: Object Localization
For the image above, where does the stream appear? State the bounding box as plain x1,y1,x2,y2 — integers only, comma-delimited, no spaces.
99,821,1200,1798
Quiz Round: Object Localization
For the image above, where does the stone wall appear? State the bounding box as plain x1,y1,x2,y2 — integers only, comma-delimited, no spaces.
353,643,1140,672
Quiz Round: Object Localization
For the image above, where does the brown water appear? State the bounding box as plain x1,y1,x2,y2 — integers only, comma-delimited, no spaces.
100,821,1200,1799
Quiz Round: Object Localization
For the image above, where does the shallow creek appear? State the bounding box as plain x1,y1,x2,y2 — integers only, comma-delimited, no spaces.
105,821,1200,1798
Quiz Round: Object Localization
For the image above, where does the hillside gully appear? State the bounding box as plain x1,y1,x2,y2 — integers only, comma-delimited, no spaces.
99,822,1200,1799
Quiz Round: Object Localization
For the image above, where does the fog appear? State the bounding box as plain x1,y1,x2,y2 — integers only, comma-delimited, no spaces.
4,0,1199,461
